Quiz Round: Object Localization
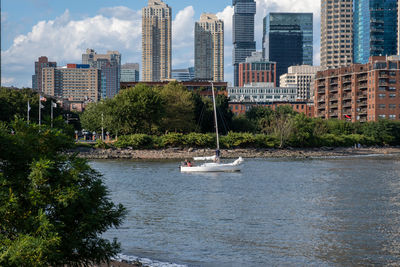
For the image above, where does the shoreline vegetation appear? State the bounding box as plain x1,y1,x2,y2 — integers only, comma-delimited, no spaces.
75,146,400,160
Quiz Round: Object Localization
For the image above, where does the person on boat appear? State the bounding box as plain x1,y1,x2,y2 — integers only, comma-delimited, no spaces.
214,149,221,163
182,159,188,166
187,161,192,167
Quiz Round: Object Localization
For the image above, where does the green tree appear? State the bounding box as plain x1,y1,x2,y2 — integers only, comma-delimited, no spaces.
159,82,196,133
112,84,165,134
194,93,233,134
261,105,296,148
80,99,114,133
0,120,126,266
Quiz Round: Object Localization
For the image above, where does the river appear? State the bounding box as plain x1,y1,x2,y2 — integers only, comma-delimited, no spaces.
90,155,400,266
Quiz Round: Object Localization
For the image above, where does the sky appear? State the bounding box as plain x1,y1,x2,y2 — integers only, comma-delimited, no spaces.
1,0,321,87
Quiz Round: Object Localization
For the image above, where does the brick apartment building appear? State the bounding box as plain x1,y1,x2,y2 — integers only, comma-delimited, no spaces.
314,56,400,122
230,101,314,117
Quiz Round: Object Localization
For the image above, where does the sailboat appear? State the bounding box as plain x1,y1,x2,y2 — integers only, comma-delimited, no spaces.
180,83,244,173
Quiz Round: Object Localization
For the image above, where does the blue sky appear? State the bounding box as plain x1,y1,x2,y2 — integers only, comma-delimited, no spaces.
2,0,320,87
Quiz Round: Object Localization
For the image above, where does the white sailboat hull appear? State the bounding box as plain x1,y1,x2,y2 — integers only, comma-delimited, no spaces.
180,157,244,173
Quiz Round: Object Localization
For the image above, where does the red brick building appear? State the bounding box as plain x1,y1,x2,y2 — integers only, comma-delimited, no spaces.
230,101,314,117
314,56,400,122
238,61,277,87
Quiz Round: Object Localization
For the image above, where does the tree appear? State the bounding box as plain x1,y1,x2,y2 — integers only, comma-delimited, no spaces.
194,93,233,134
80,99,114,133
112,84,164,134
261,105,296,148
0,120,126,266
159,82,196,133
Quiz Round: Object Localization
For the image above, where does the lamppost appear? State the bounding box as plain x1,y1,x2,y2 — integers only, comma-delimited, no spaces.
74,130,78,140
82,129,87,141
106,131,110,142
92,131,96,141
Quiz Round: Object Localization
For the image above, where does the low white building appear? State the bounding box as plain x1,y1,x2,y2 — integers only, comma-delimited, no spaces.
280,65,323,100
228,82,297,102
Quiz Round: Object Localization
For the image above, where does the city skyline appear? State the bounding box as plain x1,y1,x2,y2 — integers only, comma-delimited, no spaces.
2,0,321,87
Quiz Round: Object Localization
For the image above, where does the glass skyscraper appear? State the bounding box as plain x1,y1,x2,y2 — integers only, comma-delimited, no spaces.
232,0,256,86
263,13,313,86
353,0,397,64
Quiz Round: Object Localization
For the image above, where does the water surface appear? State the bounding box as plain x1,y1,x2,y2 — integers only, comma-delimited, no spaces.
90,156,400,266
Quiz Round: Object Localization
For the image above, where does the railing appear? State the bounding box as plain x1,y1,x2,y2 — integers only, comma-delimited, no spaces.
343,94,352,100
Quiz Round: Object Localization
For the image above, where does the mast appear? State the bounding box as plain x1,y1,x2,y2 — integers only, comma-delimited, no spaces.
211,82,220,155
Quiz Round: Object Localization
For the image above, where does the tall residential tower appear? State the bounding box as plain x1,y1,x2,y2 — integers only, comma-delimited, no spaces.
232,0,256,86
321,0,353,69
142,0,172,82
195,13,224,82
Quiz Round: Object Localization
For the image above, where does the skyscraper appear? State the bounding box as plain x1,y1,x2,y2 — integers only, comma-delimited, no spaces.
195,13,224,82
263,13,313,66
142,0,172,82
32,56,57,92
321,0,353,69
232,0,256,86
264,13,310,86
353,0,397,64
82,49,121,98
121,63,140,82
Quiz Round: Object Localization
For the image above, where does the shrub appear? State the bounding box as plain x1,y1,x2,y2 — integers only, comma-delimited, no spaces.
182,133,215,148
114,134,154,149
160,133,184,147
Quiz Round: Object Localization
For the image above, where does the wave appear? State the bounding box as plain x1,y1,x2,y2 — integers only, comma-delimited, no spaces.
112,253,188,267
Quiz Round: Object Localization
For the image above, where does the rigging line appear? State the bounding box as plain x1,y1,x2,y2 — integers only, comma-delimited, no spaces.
216,106,229,134
196,102,206,132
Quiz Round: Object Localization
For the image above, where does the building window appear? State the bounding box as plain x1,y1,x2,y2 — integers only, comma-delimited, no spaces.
389,115,396,120
379,104,386,109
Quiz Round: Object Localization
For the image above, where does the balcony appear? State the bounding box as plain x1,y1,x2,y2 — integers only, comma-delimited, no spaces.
329,95,338,101
357,75,368,81
343,86,352,92
358,101,368,107
358,93,367,99
343,93,352,100
318,105,326,111
342,102,352,108
318,97,326,103
318,89,326,94
342,78,352,84
358,108,367,115
330,111,338,117
330,87,338,93
330,103,338,109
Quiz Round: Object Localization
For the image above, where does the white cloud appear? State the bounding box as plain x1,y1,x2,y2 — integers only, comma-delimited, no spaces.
2,9,142,87
217,6,234,85
173,6,195,49
1,77,15,85
98,6,141,21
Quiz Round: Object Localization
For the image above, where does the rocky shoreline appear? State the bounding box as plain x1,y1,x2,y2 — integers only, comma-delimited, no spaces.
73,146,400,160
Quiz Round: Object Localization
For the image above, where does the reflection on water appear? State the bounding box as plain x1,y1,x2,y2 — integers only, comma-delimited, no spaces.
91,156,400,266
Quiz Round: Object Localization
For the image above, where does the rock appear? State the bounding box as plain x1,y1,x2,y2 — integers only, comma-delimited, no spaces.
188,147,194,152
